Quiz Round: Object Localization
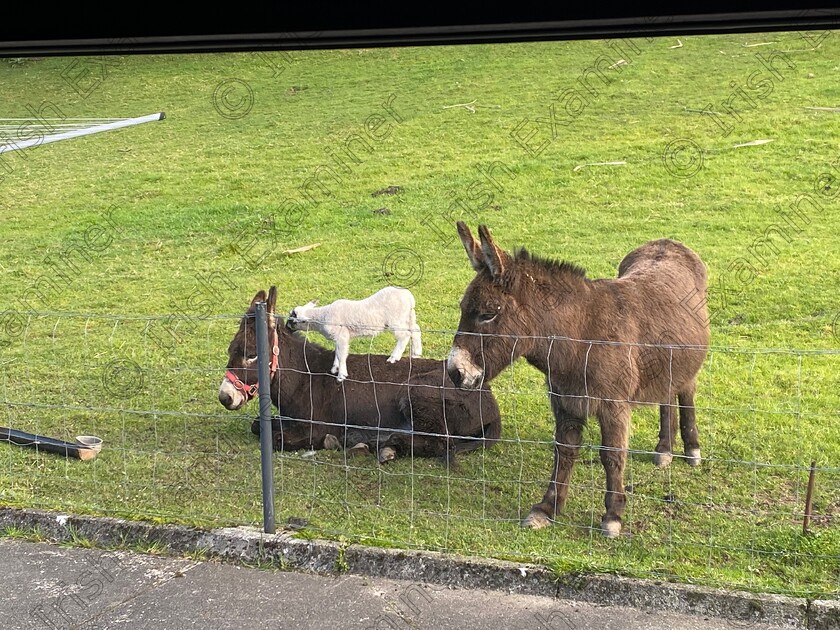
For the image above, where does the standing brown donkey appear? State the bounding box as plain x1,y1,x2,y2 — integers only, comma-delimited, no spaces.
447,222,710,537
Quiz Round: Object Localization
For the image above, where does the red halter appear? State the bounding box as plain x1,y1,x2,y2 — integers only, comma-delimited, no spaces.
225,322,280,402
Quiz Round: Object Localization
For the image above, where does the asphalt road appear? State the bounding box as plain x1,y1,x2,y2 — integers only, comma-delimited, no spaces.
1,538,788,629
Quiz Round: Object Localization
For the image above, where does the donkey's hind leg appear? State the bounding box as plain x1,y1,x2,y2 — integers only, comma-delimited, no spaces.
678,382,701,466
378,446,397,464
597,404,631,538
653,397,677,468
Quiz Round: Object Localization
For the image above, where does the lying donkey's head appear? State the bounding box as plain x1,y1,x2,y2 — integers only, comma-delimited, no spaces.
218,286,278,411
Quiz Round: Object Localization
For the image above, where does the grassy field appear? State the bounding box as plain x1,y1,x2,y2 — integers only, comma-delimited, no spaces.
1,30,840,597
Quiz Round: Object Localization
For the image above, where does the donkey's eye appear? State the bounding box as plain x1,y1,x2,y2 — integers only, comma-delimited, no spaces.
478,304,501,324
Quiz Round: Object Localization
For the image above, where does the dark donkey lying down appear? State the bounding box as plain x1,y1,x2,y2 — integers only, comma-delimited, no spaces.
219,287,502,465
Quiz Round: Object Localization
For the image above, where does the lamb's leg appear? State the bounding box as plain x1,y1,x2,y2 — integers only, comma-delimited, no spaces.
328,328,340,375
409,308,422,358
334,328,351,381
387,330,411,363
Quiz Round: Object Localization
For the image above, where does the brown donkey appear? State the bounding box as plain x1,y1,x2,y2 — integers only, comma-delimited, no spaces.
447,223,710,537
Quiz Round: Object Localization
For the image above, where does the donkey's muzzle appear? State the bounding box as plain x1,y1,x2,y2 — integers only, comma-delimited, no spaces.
446,346,483,389
218,375,249,410
219,390,235,409
451,368,483,390
447,366,463,388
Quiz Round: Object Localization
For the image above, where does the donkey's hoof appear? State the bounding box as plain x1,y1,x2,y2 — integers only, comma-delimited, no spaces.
685,448,701,467
600,518,622,538
653,451,673,468
378,446,397,464
347,442,370,457
521,509,552,530
323,434,341,450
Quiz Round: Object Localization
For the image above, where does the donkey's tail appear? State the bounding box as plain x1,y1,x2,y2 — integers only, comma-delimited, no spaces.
409,306,423,358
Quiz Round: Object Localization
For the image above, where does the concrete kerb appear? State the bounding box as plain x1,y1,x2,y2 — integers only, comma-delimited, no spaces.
0,507,835,629
811,600,840,630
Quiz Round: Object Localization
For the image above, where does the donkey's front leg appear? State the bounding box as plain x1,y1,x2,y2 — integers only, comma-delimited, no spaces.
598,404,631,538
271,424,321,452
522,409,584,530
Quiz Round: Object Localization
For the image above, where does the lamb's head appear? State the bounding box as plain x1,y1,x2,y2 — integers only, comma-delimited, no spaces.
286,301,318,332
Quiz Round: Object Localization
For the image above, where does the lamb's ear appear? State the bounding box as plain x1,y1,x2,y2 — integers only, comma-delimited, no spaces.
457,221,484,272
478,224,510,279
308,300,318,308
267,286,278,315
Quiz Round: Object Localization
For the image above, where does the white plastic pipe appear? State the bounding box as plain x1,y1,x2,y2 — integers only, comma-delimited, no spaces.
0,112,165,154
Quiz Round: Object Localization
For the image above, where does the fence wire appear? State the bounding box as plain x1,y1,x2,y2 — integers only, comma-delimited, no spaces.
1,311,838,598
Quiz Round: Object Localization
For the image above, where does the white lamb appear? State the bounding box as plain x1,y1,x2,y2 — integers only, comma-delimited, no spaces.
286,286,423,382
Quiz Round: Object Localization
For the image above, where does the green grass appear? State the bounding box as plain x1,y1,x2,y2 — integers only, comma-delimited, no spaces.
0,525,49,543
1,31,840,598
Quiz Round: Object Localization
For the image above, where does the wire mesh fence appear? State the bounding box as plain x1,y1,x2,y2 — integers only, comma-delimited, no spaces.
1,310,839,598
0,311,262,525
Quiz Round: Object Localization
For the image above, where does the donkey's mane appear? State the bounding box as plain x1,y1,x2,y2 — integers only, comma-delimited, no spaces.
514,247,588,279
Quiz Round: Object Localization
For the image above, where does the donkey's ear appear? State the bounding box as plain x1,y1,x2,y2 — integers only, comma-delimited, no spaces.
249,290,267,311
267,286,278,314
477,224,511,279
457,221,485,272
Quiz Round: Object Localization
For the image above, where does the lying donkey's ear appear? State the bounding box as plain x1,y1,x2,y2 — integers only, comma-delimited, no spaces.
267,286,278,315
248,290,267,312
457,221,485,272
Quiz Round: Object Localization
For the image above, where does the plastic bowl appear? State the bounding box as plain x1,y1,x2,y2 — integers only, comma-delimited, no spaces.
75,435,104,453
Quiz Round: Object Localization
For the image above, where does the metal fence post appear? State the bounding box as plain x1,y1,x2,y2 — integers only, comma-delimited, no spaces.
255,301,276,534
